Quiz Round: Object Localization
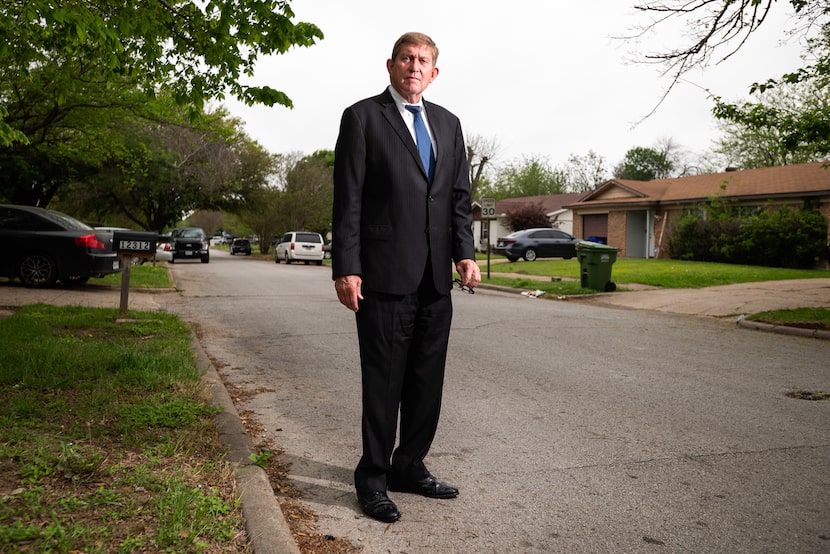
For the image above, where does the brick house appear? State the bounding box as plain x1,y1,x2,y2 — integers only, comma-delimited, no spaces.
472,193,583,252
564,162,830,261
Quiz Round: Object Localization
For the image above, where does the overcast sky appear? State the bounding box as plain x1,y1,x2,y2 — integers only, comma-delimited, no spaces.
222,1,805,173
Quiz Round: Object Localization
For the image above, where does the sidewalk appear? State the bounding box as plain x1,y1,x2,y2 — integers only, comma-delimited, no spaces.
482,274,830,339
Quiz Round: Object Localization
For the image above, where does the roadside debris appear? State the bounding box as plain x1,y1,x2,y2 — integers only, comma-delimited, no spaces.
521,289,546,298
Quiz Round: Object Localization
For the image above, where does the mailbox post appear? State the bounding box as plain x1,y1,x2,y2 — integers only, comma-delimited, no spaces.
112,231,158,316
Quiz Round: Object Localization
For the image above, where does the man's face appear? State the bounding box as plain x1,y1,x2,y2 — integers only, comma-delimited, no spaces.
387,43,439,102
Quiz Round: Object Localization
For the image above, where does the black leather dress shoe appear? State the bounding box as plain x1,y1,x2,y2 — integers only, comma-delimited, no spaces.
357,490,401,523
388,473,459,499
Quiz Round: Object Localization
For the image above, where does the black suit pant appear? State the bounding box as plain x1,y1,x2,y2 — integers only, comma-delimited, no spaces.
353,275,453,493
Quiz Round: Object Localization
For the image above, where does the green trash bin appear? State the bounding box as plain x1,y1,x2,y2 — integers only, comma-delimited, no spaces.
576,240,621,291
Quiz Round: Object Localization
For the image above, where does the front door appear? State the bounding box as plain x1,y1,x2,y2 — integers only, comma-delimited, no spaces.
626,211,649,258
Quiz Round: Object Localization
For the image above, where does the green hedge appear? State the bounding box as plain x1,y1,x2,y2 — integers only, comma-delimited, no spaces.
669,206,827,269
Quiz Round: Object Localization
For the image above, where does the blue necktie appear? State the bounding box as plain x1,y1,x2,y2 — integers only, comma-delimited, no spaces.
405,105,434,181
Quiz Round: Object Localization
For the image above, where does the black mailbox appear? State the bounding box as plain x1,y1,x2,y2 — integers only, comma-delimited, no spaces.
112,231,158,256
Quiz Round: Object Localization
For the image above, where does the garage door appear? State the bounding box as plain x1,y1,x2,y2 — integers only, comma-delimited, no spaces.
582,214,608,241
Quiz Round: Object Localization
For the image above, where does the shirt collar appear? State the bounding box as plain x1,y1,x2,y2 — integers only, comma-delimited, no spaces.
387,85,424,111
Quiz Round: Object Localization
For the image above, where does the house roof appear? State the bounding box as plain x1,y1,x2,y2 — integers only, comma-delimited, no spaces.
493,193,584,215
567,161,830,209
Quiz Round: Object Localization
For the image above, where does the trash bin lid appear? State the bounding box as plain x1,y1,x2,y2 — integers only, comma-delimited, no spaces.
576,240,621,252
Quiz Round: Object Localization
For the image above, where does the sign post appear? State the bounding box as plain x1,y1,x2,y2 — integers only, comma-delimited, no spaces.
480,197,497,279
112,231,158,316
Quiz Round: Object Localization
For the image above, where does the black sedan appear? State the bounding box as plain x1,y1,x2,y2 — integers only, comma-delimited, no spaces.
494,228,580,262
0,204,122,287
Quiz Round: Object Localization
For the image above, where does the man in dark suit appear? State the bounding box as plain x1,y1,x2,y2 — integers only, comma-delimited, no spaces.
332,31,481,523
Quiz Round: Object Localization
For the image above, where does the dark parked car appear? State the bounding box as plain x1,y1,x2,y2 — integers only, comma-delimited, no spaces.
0,204,122,287
168,227,209,263
230,238,252,256
494,228,580,262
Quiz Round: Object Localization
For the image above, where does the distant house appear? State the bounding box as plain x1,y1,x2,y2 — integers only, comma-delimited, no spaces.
472,193,583,251
565,162,830,261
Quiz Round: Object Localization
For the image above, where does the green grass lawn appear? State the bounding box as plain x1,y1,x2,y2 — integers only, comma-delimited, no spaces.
99,262,174,288
0,305,248,552
480,257,829,288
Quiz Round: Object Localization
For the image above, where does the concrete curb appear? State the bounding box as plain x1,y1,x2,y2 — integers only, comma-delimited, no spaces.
191,336,300,554
736,318,830,340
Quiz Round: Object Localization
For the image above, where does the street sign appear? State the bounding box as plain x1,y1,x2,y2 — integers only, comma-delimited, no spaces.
481,197,496,219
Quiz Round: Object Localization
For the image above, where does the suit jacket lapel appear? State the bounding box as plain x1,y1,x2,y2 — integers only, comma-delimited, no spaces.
423,100,444,180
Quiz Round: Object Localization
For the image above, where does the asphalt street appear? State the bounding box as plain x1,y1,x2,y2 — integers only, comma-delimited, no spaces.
1,255,828,553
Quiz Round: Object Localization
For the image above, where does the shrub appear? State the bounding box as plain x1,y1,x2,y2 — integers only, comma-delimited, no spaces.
668,206,827,268
505,202,551,232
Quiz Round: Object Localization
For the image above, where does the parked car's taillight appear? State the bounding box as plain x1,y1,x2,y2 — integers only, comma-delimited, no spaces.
290,242,295,250
74,234,106,250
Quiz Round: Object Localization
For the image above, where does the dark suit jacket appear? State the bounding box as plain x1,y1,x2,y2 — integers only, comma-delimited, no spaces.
332,89,475,295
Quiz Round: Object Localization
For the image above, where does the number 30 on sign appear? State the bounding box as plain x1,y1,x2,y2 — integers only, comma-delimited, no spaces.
481,197,496,219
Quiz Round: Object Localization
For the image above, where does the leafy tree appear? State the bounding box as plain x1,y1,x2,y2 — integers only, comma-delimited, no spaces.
504,202,552,232
0,1,321,210
628,1,828,100
278,150,334,236
236,186,283,255
628,1,829,158
480,155,568,200
613,147,674,181
0,1,322,147
712,27,830,163
190,211,226,237
465,133,499,200
565,150,608,192
715,81,830,168
55,108,273,232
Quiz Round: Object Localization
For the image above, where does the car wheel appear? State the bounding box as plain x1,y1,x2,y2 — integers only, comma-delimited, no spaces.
230,250,235,255
315,260,323,266
523,248,537,262
18,253,58,287
275,254,280,264
506,256,519,263
201,256,209,263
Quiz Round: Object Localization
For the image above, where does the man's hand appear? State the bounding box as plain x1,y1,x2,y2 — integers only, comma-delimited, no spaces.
455,259,481,289
334,275,363,312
